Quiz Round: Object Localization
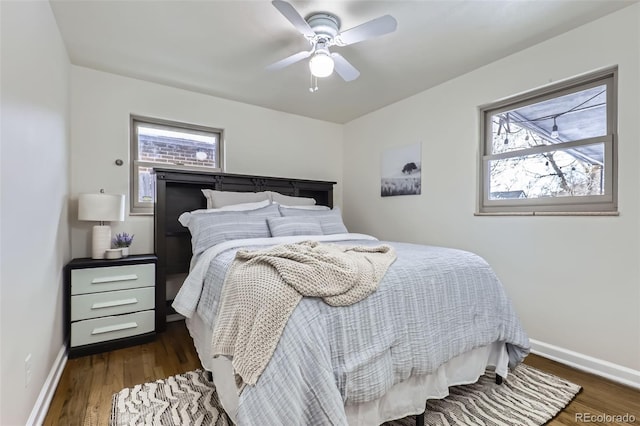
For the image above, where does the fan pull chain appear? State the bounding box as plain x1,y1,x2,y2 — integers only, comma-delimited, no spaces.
309,73,319,93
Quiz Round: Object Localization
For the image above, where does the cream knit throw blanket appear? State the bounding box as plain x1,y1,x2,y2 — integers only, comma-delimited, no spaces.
211,240,397,391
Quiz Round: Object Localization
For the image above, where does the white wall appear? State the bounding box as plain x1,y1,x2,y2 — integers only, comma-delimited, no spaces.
70,67,343,258
0,1,71,424
343,5,640,375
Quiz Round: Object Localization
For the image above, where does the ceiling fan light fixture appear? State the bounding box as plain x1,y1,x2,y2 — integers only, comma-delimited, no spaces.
309,52,334,78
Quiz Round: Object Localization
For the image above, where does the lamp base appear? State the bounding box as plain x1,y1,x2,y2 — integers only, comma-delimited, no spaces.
92,225,112,259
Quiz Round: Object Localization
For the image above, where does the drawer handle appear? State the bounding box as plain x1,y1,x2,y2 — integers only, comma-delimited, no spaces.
91,274,138,284
91,322,138,335
91,298,138,310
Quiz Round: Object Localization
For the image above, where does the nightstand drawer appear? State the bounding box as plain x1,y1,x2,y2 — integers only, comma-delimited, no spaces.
71,263,155,295
71,310,154,347
71,287,155,321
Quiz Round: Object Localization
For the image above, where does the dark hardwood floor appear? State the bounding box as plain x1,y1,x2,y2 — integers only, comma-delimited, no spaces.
44,321,640,425
44,321,201,426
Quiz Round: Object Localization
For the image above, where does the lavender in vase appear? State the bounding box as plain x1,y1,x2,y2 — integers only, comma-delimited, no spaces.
112,232,134,257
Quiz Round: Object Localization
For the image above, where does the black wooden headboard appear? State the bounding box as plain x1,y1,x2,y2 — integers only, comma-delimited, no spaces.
153,167,336,331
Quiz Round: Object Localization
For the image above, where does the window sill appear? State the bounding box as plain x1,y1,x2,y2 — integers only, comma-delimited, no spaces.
474,211,619,216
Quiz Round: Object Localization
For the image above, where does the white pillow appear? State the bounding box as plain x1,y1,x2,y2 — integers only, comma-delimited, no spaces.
201,189,271,209
277,204,330,211
269,191,316,206
178,200,271,227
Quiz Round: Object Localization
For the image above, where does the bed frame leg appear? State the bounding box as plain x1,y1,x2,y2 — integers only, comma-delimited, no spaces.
415,412,425,426
495,374,503,385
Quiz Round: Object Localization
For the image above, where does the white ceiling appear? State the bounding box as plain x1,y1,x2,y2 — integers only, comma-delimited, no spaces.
49,0,637,124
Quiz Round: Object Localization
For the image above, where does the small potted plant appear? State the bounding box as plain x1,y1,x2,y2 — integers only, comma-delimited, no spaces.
112,232,134,257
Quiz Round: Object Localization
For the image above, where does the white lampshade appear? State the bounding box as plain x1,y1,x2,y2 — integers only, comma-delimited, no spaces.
78,193,125,222
309,52,334,78
78,192,125,259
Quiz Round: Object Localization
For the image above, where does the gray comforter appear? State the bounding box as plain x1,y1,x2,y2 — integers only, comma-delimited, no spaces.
174,236,530,425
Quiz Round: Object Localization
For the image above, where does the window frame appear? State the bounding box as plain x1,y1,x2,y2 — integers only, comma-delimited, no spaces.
130,115,224,214
477,67,618,215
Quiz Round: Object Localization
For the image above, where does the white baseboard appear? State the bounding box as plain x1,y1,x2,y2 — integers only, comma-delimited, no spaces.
26,345,67,426
529,338,640,390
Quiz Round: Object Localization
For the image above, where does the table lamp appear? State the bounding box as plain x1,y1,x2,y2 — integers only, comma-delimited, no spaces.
78,190,126,259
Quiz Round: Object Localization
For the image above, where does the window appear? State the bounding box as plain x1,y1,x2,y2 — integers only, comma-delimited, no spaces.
130,115,224,214
478,67,617,214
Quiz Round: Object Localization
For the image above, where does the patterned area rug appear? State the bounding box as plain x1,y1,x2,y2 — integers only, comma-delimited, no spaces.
110,364,580,426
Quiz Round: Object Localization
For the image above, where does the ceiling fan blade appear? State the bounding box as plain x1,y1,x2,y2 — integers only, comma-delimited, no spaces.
272,0,315,38
336,15,397,46
266,50,312,71
331,52,360,82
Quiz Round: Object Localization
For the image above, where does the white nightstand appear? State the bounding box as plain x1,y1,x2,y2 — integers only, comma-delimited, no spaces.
64,254,157,358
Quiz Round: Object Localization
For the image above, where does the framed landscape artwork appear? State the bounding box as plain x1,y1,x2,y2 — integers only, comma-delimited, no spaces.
381,142,422,197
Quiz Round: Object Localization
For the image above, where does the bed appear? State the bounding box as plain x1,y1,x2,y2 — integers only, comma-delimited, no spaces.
153,168,530,425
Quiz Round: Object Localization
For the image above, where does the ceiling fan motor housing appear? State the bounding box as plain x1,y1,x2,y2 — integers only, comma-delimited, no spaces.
306,13,340,40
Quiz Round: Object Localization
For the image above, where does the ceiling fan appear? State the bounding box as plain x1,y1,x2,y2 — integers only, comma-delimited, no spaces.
267,0,397,83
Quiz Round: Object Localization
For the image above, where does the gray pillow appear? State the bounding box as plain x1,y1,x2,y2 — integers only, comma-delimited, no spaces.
184,204,280,256
276,204,330,211
267,216,324,237
278,207,348,235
